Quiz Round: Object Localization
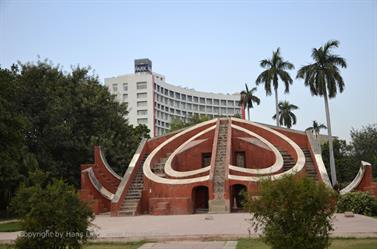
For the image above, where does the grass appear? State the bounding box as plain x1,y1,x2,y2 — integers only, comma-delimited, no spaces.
237,238,377,249
0,222,22,232
0,242,144,249
84,242,144,249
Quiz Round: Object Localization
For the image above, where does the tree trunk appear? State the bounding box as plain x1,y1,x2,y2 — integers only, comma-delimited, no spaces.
247,107,250,121
274,88,280,127
323,92,337,186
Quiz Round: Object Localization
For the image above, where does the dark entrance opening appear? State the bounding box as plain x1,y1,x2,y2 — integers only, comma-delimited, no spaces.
231,184,247,212
192,186,209,213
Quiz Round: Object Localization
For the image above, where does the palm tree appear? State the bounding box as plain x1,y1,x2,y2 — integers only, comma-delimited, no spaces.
256,48,294,127
296,40,347,186
272,101,298,129
240,83,260,121
306,120,327,137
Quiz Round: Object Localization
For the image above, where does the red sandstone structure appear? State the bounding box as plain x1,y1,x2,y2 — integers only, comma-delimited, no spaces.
80,118,377,215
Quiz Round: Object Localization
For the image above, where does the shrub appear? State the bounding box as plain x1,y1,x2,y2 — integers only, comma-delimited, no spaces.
245,175,337,249
337,192,377,216
10,173,94,249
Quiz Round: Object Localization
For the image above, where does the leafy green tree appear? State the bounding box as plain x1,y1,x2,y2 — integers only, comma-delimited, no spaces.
297,40,347,186
272,101,298,129
240,83,260,120
0,66,28,215
321,139,359,188
11,170,94,249
350,124,377,178
306,120,327,137
246,175,336,249
0,60,149,212
169,114,210,132
256,48,294,127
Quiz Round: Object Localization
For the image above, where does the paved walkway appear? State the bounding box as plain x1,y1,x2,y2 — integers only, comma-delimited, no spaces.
1,213,377,243
139,241,237,249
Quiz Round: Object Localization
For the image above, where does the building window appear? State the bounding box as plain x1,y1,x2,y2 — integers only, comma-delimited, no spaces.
181,94,186,101
202,153,212,167
137,118,148,124
188,95,193,102
221,100,226,106
200,97,205,104
228,108,234,114
181,102,186,109
137,101,147,107
137,81,147,90
206,98,212,105
214,107,219,113
193,96,199,103
112,83,118,92
137,110,148,115
235,101,240,106
169,90,174,97
193,104,198,111
199,105,205,112
123,83,128,91
187,103,192,110
122,94,128,101
228,100,234,106
175,92,180,99
137,92,147,98
214,99,219,105
206,106,212,112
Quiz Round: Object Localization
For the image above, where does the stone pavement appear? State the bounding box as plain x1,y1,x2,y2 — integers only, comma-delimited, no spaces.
1,213,377,243
138,241,237,249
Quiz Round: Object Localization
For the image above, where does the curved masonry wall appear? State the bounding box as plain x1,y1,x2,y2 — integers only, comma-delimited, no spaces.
80,118,377,215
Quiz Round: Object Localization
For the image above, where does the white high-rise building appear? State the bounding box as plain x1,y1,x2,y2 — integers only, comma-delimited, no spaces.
105,59,241,137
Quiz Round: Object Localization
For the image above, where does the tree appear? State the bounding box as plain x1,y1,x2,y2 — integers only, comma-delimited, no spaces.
169,114,210,132
240,83,260,121
350,124,377,178
256,48,294,127
272,101,298,129
306,120,327,137
245,175,337,249
11,170,94,249
297,40,347,186
0,60,149,212
0,66,28,216
321,139,359,187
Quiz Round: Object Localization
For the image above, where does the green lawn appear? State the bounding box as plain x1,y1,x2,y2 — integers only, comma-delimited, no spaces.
237,239,377,249
84,242,144,249
0,222,22,232
0,242,144,249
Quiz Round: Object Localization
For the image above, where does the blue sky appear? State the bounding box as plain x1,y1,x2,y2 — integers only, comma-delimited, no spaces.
1,0,376,141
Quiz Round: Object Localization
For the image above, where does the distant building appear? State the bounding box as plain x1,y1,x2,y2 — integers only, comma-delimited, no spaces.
104,59,241,136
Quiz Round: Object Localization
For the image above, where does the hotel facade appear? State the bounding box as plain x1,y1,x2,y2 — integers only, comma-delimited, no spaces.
105,59,241,137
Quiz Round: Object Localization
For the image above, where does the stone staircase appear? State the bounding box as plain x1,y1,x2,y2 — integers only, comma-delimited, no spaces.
151,153,171,178
279,149,295,172
209,120,230,213
119,153,148,216
302,148,318,180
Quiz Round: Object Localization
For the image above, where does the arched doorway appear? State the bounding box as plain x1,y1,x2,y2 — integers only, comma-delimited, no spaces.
231,184,247,212
192,186,209,213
